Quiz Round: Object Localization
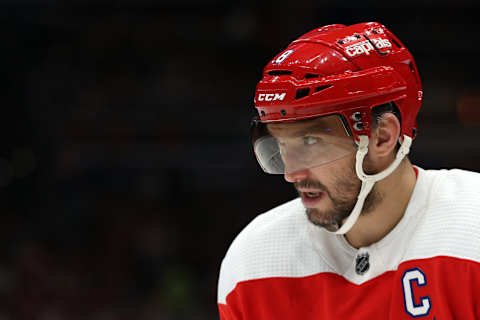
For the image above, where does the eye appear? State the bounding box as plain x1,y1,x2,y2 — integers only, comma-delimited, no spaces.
304,136,318,145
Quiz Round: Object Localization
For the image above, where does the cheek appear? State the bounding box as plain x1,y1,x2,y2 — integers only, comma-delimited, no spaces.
310,154,357,186
332,158,360,192
336,173,361,196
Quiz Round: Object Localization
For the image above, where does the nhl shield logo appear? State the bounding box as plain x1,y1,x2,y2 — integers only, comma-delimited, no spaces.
355,252,370,275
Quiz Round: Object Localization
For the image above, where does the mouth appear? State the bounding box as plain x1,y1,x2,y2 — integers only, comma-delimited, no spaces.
298,189,325,208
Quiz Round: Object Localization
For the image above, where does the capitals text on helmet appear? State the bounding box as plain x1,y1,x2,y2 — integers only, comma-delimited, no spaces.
345,38,392,57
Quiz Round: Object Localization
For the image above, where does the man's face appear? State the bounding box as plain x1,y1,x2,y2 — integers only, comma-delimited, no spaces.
267,116,381,232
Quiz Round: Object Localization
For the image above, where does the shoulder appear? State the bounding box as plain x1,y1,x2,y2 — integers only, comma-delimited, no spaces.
408,167,480,262
217,198,319,303
421,167,480,208
219,198,306,277
426,167,480,190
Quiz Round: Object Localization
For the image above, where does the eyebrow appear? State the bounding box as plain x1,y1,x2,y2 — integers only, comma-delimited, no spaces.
269,124,333,138
294,125,333,136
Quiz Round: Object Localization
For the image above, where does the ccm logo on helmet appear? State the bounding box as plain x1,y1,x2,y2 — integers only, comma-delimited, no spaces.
345,38,392,57
258,93,286,101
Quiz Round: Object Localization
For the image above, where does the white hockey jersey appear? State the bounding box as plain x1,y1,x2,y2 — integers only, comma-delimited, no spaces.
217,167,480,319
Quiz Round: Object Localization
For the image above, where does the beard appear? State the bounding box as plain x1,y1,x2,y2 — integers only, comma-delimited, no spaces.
294,159,382,232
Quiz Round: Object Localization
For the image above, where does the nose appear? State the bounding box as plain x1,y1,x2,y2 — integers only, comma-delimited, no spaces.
284,168,309,183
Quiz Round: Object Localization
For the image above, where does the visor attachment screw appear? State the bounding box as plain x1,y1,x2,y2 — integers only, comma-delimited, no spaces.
353,122,364,131
351,112,362,121
280,109,287,116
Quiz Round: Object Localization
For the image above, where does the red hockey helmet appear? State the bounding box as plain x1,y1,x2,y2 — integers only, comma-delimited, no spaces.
252,22,422,175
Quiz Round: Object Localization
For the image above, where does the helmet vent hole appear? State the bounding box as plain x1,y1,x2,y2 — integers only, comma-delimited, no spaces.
409,62,415,72
305,73,319,79
295,88,310,99
390,38,402,48
267,70,292,76
280,110,287,116
315,85,332,92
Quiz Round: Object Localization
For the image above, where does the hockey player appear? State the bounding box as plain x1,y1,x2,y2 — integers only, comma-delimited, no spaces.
217,22,480,319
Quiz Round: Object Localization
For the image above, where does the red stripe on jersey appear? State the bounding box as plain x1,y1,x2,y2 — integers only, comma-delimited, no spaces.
218,256,480,319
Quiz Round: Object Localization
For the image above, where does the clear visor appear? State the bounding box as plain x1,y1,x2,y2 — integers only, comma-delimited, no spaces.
252,114,356,174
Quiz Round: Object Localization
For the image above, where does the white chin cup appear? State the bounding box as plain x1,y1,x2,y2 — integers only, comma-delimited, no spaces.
333,134,412,235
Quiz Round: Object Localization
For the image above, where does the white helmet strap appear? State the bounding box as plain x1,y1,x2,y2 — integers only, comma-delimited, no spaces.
333,134,412,235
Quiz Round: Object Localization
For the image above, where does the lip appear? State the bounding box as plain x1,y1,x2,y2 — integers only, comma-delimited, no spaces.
297,188,323,193
299,190,325,208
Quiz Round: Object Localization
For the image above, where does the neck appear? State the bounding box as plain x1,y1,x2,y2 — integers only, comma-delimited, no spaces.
344,159,417,249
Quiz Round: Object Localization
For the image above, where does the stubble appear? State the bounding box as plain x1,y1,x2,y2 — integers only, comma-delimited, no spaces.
296,160,382,232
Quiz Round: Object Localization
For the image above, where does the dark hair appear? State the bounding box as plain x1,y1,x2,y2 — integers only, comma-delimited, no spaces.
371,102,402,151
371,102,402,129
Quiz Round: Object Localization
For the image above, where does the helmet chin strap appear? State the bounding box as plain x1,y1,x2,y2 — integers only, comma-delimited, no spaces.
333,134,412,235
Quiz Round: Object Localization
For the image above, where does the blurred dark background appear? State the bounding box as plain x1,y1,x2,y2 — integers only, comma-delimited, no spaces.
0,1,479,319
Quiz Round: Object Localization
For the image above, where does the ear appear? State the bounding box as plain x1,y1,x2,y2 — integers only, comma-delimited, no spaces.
368,113,401,162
